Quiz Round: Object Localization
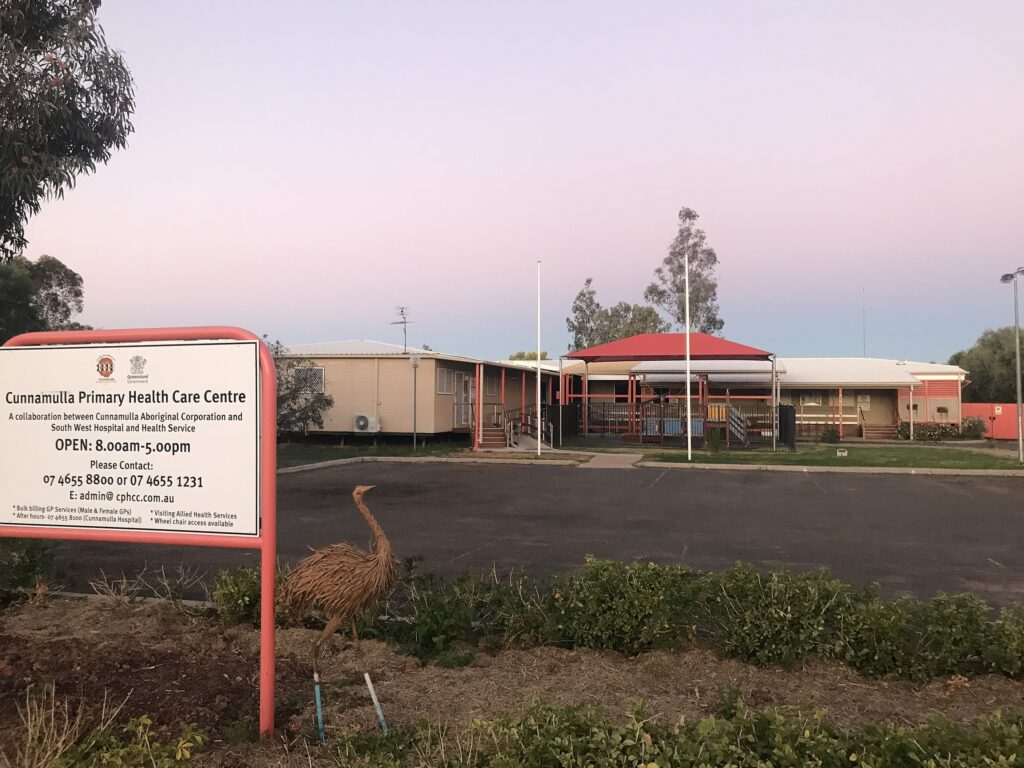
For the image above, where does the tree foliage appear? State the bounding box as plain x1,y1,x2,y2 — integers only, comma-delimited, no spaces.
1,0,135,261
0,253,88,341
508,350,548,360
644,207,724,334
565,278,670,351
264,338,335,435
950,328,1023,403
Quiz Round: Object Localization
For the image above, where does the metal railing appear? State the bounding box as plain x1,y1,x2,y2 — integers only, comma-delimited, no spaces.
558,401,778,447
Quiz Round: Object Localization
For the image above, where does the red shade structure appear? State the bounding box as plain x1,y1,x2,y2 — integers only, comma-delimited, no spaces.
565,333,772,362
560,333,778,450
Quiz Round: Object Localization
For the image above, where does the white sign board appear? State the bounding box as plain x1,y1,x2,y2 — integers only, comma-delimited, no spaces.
0,340,260,536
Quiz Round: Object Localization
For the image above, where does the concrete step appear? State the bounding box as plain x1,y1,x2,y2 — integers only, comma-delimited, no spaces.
862,426,899,439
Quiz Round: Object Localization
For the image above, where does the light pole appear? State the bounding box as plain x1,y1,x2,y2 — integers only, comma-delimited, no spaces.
684,247,692,462
536,260,542,457
410,355,421,451
1000,268,1024,464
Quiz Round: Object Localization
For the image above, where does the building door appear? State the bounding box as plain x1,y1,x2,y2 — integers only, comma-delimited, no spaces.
454,371,475,427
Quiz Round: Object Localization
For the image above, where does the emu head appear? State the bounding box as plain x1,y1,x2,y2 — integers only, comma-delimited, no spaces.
352,484,376,501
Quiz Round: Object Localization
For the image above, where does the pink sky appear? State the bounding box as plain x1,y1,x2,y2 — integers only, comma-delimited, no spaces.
21,1,1024,362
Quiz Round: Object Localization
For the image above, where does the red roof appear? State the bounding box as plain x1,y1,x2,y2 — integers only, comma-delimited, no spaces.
565,333,772,362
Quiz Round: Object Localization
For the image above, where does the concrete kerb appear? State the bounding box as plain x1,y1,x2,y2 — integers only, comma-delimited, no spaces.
637,461,1024,478
277,455,1024,477
278,455,581,474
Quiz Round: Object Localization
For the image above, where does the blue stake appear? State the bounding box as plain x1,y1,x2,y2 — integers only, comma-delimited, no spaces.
313,671,326,743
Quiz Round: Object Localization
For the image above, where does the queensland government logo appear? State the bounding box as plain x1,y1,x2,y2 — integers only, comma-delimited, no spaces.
127,355,149,384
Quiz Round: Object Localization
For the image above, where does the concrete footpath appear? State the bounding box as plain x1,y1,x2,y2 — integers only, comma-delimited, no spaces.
578,453,644,469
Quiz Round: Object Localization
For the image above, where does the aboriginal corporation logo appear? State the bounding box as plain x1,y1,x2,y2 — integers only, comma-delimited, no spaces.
127,355,149,384
96,356,115,380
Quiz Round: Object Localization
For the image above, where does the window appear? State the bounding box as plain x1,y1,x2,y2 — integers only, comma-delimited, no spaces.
436,367,454,395
485,373,498,396
856,393,871,411
293,366,325,393
799,391,822,406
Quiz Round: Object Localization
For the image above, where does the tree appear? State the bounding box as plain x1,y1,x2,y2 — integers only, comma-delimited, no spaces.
644,207,724,334
1,0,135,261
595,302,669,344
0,253,88,341
264,338,335,435
508,350,549,360
565,278,670,351
566,278,600,351
949,328,1022,403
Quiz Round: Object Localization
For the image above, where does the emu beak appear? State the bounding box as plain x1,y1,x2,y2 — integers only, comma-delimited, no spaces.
354,484,376,495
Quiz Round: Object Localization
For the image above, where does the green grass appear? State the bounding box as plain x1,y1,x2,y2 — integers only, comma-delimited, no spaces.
277,441,465,468
642,444,1024,470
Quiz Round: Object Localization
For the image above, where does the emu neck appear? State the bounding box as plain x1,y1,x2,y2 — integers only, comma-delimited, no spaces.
355,496,391,554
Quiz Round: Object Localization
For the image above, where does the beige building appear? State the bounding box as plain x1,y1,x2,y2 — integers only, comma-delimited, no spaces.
284,341,556,441
562,354,967,441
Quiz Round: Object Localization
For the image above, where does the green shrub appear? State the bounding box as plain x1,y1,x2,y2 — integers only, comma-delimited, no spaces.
0,538,54,604
473,569,552,646
60,717,205,767
697,564,859,666
274,555,1024,684
960,416,987,439
896,421,962,441
361,559,553,661
910,593,992,678
210,562,292,625
323,703,1024,768
984,606,1024,676
387,570,481,660
551,557,699,654
328,726,413,768
211,565,261,625
820,425,841,443
838,598,915,677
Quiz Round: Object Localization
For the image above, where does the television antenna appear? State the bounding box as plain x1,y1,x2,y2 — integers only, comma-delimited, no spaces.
390,306,413,353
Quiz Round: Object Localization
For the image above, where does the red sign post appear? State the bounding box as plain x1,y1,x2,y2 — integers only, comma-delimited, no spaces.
0,326,278,736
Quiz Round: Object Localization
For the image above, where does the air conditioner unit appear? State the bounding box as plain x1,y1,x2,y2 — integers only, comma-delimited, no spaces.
353,414,381,433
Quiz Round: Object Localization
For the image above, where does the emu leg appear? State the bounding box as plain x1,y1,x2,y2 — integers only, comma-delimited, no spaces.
351,620,359,641
315,614,346,666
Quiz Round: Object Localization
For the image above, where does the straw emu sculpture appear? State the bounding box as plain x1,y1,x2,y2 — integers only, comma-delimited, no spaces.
280,485,398,662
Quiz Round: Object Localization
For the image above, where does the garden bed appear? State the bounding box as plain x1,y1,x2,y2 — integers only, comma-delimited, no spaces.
5,597,1024,765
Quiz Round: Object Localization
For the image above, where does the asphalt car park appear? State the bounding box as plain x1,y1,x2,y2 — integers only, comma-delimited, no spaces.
50,461,1024,603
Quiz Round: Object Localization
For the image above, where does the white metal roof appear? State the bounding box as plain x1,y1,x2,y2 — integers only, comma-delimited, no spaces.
633,358,966,388
495,359,561,373
285,340,436,357
283,340,558,373
633,360,782,375
776,358,959,388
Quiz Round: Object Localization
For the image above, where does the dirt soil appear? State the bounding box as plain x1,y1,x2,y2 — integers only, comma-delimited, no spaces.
5,597,1024,765
0,598,310,751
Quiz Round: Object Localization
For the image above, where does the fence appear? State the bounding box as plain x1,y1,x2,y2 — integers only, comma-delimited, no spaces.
962,403,1022,440
554,400,788,450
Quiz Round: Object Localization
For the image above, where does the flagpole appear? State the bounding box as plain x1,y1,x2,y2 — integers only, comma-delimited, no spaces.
685,249,692,462
536,260,542,456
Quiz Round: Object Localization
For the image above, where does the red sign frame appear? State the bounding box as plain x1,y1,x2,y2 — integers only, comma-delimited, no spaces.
0,326,278,736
